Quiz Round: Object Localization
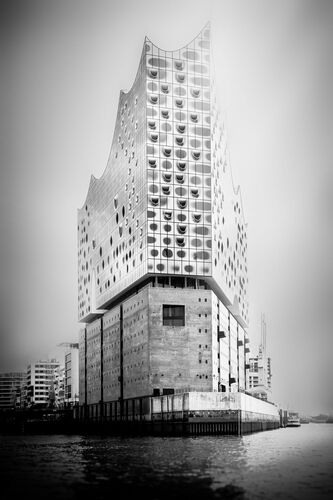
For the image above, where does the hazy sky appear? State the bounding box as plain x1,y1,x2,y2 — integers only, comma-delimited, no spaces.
1,0,332,415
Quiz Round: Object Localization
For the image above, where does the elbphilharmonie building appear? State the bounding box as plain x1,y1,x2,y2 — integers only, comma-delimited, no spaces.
77,24,278,428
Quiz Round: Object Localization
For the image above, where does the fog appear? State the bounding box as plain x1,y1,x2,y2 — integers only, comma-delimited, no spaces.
0,0,332,415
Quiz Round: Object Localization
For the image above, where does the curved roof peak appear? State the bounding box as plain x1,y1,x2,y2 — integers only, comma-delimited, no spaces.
145,21,211,53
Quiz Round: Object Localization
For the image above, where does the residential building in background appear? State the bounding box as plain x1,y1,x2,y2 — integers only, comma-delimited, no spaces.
51,365,65,408
63,343,79,406
26,359,60,407
248,314,272,401
0,372,26,410
77,24,252,420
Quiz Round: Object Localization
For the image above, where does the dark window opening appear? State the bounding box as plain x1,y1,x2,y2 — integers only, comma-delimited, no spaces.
157,276,170,287
170,276,185,288
162,388,174,395
163,305,185,326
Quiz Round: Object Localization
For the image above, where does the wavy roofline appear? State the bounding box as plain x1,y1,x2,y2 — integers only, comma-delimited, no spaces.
217,110,247,227
228,144,248,228
78,23,211,212
78,41,147,212
144,21,210,54
78,21,247,230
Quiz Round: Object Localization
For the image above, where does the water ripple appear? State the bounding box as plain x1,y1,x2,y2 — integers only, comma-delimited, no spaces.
0,425,332,499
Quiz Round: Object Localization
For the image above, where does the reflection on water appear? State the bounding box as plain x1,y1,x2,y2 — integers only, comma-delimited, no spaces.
1,424,332,499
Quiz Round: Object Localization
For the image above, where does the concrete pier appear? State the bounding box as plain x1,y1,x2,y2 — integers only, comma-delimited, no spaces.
75,392,281,436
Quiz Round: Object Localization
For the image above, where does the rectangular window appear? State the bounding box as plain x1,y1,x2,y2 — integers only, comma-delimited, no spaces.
163,305,185,326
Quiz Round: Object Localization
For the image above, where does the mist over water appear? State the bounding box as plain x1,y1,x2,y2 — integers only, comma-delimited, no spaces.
1,424,332,499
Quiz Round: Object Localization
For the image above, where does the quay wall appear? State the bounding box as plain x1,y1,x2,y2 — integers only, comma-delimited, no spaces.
1,392,280,435
75,391,280,435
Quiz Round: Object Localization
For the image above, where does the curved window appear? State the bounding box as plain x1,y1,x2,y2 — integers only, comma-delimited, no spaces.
176,237,185,247
148,120,156,129
150,95,158,104
176,174,184,184
161,84,169,93
191,188,199,198
175,149,186,160
175,136,184,146
161,110,169,119
192,150,201,160
162,173,172,182
149,184,158,194
191,88,200,98
177,124,186,133
175,99,184,108
174,60,184,70
192,213,201,223
162,248,173,259
190,138,201,149
150,133,158,142
176,73,185,83
190,114,198,123
163,147,172,157
177,224,187,234
163,211,172,221
175,186,186,197
148,158,157,167
149,69,158,78
162,160,172,169
162,186,170,195
177,162,186,171
148,57,168,68
151,197,159,206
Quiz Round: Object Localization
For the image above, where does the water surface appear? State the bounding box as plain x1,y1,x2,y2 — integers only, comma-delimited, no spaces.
1,423,332,499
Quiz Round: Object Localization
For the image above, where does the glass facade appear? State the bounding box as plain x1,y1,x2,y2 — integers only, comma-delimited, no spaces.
78,24,250,411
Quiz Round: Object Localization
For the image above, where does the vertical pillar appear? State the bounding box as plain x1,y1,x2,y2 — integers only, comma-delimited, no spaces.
119,303,124,418
228,312,231,392
100,317,104,420
237,323,240,391
84,327,88,419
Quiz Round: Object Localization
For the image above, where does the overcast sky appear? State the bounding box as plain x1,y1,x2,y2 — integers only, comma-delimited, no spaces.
1,0,332,416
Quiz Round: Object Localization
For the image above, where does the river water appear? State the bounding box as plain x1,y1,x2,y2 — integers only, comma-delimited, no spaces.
0,424,332,499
